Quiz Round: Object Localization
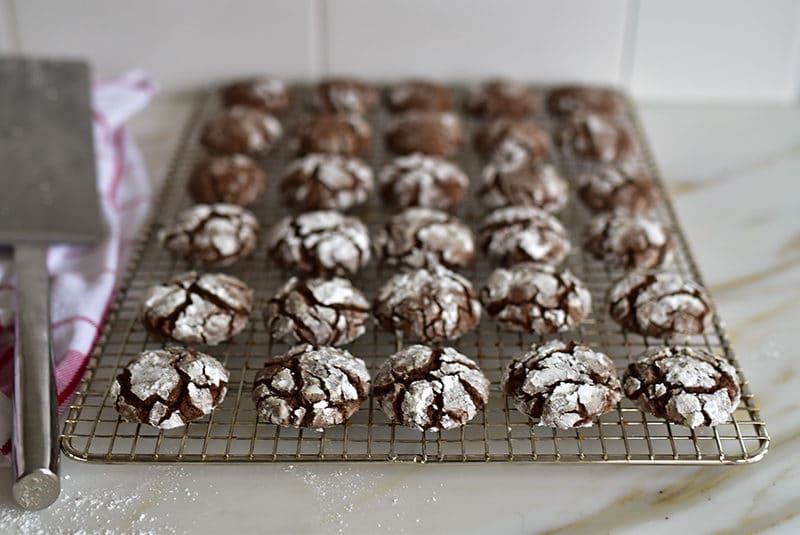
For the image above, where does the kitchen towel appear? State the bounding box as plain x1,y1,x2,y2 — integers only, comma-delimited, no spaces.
0,70,156,463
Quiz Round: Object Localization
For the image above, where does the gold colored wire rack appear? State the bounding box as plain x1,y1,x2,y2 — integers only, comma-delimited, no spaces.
62,85,769,465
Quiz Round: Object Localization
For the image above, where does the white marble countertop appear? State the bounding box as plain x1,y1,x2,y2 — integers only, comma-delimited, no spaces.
1,96,798,534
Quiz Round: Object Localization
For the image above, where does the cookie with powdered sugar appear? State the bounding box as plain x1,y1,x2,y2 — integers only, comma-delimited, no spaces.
378,154,469,210
465,79,536,118
546,86,620,118
478,150,568,212
584,212,674,271
576,164,659,214
187,154,267,206
201,106,282,156
158,204,259,268
373,265,481,343
111,347,229,429
473,117,551,161
221,77,291,114
502,341,621,429
312,78,378,114
623,346,740,428
481,263,591,334
479,206,571,266
385,111,464,157
608,272,713,337
386,80,453,113
373,345,490,431
294,114,372,157
374,208,475,270
266,210,371,276
280,153,374,212
141,271,253,345
556,113,633,163
252,344,370,428
264,276,370,347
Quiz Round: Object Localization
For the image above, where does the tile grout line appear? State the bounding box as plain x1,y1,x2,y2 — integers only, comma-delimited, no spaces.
0,0,21,52
618,0,641,92
314,0,330,77
790,3,800,103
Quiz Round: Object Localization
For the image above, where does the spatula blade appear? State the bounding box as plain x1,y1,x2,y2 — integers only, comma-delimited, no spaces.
0,57,103,246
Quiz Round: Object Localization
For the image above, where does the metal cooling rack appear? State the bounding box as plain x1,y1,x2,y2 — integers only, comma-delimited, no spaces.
62,85,769,465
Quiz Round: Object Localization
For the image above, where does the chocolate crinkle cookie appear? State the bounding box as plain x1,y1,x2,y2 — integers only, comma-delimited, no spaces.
294,113,372,157
474,117,551,161
374,208,475,270
584,212,674,271
264,276,370,347
374,265,481,342
378,153,469,210
252,344,370,428
386,80,452,113
187,154,267,206
385,111,464,157
557,113,633,163
481,263,591,334
465,79,536,118
111,347,229,429
478,150,568,212
158,204,259,268
221,77,291,114
311,78,378,114
373,345,490,431
201,106,282,156
266,210,371,276
546,86,620,118
479,206,571,266
623,346,740,428
141,271,253,345
503,341,621,429
280,153,374,212
576,164,659,214
608,272,713,337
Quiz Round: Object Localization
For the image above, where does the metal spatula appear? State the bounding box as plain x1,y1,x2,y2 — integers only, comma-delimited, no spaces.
0,57,103,510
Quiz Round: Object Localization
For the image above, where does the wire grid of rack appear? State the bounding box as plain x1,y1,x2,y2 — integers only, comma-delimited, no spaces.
62,85,769,465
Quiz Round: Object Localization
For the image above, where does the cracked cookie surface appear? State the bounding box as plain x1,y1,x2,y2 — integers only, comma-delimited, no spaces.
502,340,621,429
141,271,253,345
111,347,229,429
158,203,259,268
379,153,469,210
584,212,674,271
221,77,291,114
374,207,475,270
386,80,452,113
608,272,713,337
188,154,267,206
479,206,571,266
465,79,536,118
201,105,282,156
385,111,464,157
373,345,490,431
547,86,620,118
478,150,568,211
576,164,659,214
252,344,370,428
557,113,633,163
264,276,370,346
267,210,371,276
280,153,374,212
294,113,372,157
373,265,481,343
311,78,378,114
474,117,551,161
481,263,591,334
623,346,740,428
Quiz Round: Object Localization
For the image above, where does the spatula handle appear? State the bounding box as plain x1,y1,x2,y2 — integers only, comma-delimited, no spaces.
12,244,60,510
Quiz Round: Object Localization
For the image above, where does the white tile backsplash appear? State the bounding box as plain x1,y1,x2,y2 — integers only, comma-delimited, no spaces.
629,0,800,102
12,0,318,91
2,0,799,101
324,0,630,84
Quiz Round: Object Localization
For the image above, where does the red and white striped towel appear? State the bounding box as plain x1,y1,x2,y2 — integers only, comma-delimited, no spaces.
0,70,156,463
